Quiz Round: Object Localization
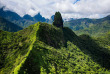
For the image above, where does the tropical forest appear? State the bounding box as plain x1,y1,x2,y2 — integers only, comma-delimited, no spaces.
0,0,110,74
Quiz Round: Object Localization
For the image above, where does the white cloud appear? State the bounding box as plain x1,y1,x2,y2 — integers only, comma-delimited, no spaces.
0,0,110,19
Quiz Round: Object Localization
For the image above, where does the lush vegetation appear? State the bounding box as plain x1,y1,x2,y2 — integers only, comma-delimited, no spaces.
64,15,110,37
0,22,110,74
75,20,110,37
53,12,63,28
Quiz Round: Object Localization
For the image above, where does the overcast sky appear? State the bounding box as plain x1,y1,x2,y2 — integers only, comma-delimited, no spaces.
0,0,110,19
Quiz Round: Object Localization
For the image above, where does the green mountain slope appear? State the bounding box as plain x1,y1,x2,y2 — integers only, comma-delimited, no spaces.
64,15,110,37
75,20,110,37
64,18,100,31
0,17,23,32
0,22,110,74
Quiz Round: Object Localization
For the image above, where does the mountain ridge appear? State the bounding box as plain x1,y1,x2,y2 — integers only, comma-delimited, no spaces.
0,16,23,32
0,7,49,28
64,15,110,37
0,22,110,73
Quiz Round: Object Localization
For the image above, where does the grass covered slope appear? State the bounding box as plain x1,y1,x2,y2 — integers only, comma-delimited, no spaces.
0,22,110,74
37,23,64,48
75,20,110,37
0,22,65,74
64,15,110,37
0,22,40,73
0,17,23,32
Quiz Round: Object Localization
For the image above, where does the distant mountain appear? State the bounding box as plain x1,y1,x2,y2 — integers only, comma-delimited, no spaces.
64,18,100,30
64,15,110,37
48,15,54,24
102,15,110,21
51,15,54,21
0,7,49,28
23,13,48,22
0,7,22,21
64,18,75,22
75,20,110,37
23,14,33,21
34,13,46,22
0,16,23,32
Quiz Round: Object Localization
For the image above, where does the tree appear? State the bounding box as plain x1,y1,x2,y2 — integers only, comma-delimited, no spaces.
53,12,63,28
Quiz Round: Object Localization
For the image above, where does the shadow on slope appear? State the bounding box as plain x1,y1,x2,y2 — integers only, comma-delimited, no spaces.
80,35,110,69
64,30,110,69
0,22,110,74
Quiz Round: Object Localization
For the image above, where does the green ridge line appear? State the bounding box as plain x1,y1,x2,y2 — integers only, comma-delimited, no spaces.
13,23,40,74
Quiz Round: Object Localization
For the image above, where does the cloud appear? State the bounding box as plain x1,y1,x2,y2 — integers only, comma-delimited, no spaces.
0,0,110,19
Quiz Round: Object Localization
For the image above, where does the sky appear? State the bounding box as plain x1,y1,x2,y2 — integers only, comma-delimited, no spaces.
0,0,110,19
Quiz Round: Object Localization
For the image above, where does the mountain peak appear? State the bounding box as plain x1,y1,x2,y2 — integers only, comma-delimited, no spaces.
34,13,46,22
23,14,33,20
34,12,42,17
0,7,21,20
104,15,110,20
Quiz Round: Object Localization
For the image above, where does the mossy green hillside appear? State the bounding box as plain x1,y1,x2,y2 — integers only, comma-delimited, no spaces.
37,22,64,48
0,22,65,74
0,22,40,74
0,22,110,74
